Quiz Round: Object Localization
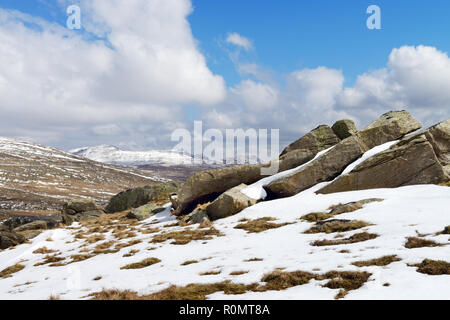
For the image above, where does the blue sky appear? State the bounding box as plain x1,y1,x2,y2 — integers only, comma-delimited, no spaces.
0,0,449,151
4,0,450,86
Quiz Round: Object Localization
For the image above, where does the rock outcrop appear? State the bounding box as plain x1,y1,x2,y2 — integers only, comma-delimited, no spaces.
265,111,422,199
280,125,340,156
181,208,210,225
357,110,421,149
206,184,257,220
127,204,165,221
332,119,357,140
105,182,178,213
174,165,263,215
317,120,450,194
265,136,369,198
0,225,25,249
61,199,104,225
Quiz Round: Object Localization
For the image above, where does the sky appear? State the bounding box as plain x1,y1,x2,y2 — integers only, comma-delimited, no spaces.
0,0,449,151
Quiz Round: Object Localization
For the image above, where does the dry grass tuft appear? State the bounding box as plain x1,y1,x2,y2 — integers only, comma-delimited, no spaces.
305,220,371,234
120,257,161,270
32,247,57,254
123,249,139,257
49,295,61,300
199,270,221,276
151,227,223,245
69,254,95,263
439,180,450,187
404,237,442,249
234,217,292,234
90,289,140,300
259,270,317,291
352,255,401,267
34,255,65,267
0,263,25,278
312,232,378,246
230,271,249,276
412,259,450,275
244,258,263,262
300,212,333,222
322,271,371,299
441,226,450,235
93,276,102,281
181,260,199,266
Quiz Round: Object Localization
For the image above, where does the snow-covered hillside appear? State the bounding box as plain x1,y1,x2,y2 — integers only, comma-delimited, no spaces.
0,137,162,215
1,142,448,300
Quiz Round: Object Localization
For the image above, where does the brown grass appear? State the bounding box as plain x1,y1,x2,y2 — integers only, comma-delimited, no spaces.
199,270,221,276
230,271,249,276
300,212,333,222
49,295,61,300
34,255,65,267
32,247,57,254
322,271,371,299
181,260,199,266
90,289,140,300
312,232,378,246
352,255,401,267
69,254,95,263
258,270,317,291
120,257,161,270
404,237,442,249
305,220,371,234
412,259,450,275
0,263,25,278
151,227,223,245
123,249,139,257
439,180,450,187
442,226,450,235
244,258,263,262
93,276,102,281
234,217,292,233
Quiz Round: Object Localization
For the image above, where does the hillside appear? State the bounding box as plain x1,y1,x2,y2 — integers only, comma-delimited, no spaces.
0,137,164,218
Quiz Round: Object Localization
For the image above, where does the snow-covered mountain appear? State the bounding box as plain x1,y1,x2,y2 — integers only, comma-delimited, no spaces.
70,145,196,167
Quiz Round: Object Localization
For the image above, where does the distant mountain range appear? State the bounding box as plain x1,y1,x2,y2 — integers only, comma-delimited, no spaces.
70,145,264,168
70,145,197,167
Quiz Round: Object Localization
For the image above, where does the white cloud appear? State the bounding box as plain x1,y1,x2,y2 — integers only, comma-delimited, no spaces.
0,0,225,149
226,32,252,51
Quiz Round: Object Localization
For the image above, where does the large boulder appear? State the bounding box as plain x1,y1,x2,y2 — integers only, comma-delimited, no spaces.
280,125,340,156
61,199,104,225
424,119,450,172
265,135,369,198
63,199,98,214
105,182,178,213
175,165,263,215
2,215,61,230
127,204,165,221
332,119,357,140
206,184,257,220
0,225,25,249
13,220,48,233
357,110,422,149
317,122,450,194
181,208,210,225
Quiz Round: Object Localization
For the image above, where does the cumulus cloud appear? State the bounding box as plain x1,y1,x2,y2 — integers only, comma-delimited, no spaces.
226,32,252,51
0,0,225,148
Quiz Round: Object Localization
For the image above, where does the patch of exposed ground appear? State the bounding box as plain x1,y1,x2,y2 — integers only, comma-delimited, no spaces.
304,220,371,234
352,255,401,267
234,217,293,233
404,237,442,249
411,259,450,275
120,257,161,270
151,227,223,245
0,264,25,278
312,232,378,246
